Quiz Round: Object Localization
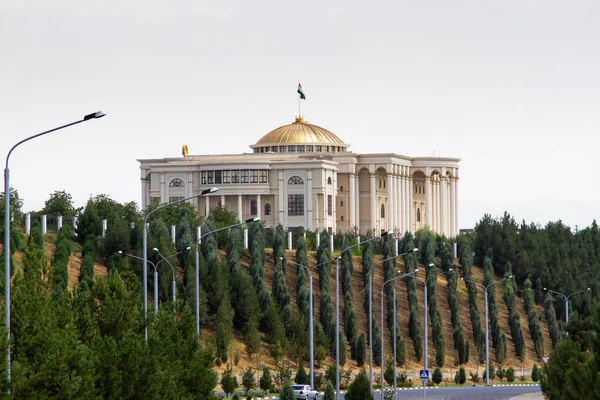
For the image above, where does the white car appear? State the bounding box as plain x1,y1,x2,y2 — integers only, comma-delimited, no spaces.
292,384,319,400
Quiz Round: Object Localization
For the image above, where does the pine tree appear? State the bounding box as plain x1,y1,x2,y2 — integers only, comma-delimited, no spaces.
221,365,237,397
345,370,373,400
76,199,102,244
260,367,273,392
279,380,296,400
295,364,308,384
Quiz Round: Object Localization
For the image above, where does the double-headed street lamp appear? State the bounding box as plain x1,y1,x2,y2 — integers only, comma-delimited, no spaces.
380,269,419,399
195,217,260,338
119,251,159,316
284,257,334,389
543,286,591,335
334,232,388,399
143,188,218,340
414,263,452,400
4,111,105,387
153,246,192,303
362,248,418,395
462,275,513,385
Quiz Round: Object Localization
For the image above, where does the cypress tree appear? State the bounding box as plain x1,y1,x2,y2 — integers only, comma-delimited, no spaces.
402,233,422,361
544,294,562,347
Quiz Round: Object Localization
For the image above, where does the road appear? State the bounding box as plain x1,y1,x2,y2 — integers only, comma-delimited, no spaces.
241,384,541,400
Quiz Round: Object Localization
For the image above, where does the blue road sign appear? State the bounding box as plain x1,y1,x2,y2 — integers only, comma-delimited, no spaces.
420,369,429,380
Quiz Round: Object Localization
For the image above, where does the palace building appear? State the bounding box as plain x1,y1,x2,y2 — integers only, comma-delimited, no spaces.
138,117,460,236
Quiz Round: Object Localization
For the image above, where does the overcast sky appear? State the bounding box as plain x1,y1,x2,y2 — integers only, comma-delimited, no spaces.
1,0,599,230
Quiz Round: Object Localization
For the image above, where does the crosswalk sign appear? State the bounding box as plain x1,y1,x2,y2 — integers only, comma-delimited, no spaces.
420,369,429,380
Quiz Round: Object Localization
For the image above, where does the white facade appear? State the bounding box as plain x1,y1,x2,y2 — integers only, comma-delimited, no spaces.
138,118,460,236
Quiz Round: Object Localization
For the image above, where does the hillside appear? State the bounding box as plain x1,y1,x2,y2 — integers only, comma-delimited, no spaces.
11,237,551,377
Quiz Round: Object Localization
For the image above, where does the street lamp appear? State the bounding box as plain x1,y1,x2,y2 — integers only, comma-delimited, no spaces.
4,111,105,387
380,269,419,399
462,275,513,385
362,248,418,395
195,217,260,338
119,251,159,316
543,287,591,335
415,263,452,400
153,246,191,303
335,232,388,399
143,188,218,340
283,257,334,389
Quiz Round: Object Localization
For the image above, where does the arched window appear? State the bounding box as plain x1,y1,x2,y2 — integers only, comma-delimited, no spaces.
327,177,332,185
264,203,271,216
417,208,421,222
380,204,385,218
250,200,257,216
169,178,184,187
288,176,304,184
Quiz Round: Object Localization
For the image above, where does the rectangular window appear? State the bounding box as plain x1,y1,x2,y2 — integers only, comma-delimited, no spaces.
207,171,214,184
288,145,296,152
250,170,259,183
297,145,305,153
223,170,231,184
201,171,207,185
315,145,322,152
259,170,268,183
288,194,304,216
340,200,344,207
241,170,249,183
306,145,313,152
215,170,222,184
265,146,271,152
328,195,333,216
340,186,343,192
272,146,279,153
169,196,184,203
232,170,240,183
280,146,286,152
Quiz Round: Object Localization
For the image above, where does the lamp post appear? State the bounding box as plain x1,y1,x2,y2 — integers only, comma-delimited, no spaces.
380,270,419,400
462,275,513,385
4,111,105,386
362,248,418,395
335,232,388,399
415,263,452,400
153,246,191,303
143,188,218,341
284,257,334,389
543,287,591,335
119,251,159,316
195,217,260,337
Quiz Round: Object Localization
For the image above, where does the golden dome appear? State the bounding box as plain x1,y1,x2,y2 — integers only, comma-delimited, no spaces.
251,117,348,149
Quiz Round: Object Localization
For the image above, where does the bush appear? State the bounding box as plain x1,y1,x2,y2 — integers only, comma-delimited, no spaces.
506,367,515,383
531,363,539,382
323,380,335,400
345,370,373,400
260,367,273,392
295,364,308,384
279,380,296,400
432,367,443,385
457,367,466,384
470,372,480,384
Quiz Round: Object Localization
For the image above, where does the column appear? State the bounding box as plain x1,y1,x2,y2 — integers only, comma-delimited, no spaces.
307,170,313,229
205,196,210,216
440,175,446,236
244,228,249,248
102,219,108,238
314,193,319,231
349,172,356,231
454,173,459,235
238,195,243,220
25,213,31,235
220,195,225,208
170,225,176,243
41,215,47,235
288,231,293,250
355,174,360,233
400,167,406,234
278,171,285,228
425,176,432,228
257,194,262,220
141,176,148,210
408,174,414,233
370,173,376,233
57,216,63,231
387,172,394,233
435,176,440,234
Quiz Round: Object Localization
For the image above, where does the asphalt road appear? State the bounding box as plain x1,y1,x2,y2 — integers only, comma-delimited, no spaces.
240,385,541,400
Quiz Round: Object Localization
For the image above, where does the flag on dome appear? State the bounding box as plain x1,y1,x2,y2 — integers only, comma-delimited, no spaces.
297,83,306,100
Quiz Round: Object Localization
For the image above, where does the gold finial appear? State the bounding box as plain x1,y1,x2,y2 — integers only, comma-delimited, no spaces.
294,117,305,124
182,144,188,156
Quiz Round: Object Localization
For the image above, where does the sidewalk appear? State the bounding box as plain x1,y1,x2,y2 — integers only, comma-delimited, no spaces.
512,392,544,400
